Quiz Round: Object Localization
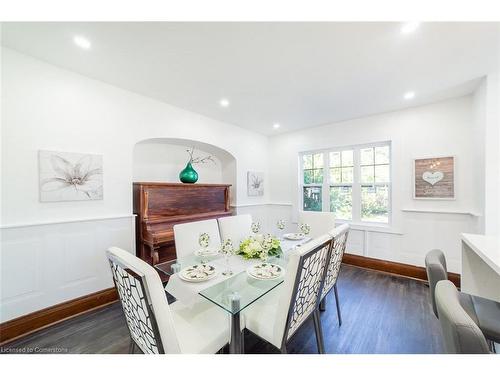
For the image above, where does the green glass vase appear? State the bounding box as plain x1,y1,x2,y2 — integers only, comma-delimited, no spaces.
179,162,198,183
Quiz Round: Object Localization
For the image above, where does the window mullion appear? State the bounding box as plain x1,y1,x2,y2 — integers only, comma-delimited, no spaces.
352,148,361,222
322,151,329,212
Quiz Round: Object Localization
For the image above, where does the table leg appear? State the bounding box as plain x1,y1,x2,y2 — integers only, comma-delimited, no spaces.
229,293,242,354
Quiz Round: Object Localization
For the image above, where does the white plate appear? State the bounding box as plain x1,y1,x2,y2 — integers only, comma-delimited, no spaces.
194,247,219,257
283,233,306,241
246,263,284,280
179,264,218,283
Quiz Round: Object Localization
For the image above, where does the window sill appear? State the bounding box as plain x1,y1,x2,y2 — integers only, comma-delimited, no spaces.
337,221,403,235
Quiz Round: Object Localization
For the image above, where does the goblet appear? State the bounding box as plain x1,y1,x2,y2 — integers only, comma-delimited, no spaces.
276,219,286,238
220,239,234,276
251,222,261,234
300,223,311,236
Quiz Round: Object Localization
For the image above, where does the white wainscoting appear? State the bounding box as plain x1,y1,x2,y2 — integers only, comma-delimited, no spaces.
0,215,135,323
235,204,478,274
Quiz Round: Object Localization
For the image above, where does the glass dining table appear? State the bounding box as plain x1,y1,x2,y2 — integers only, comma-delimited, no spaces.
155,236,311,354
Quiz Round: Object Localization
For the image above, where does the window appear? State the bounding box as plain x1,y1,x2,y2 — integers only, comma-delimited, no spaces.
302,153,323,211
328,150,353,220
300,142,391,224
360,145,390,222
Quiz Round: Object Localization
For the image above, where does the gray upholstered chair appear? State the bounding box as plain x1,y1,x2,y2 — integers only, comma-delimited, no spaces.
435,280,490,354
425,249,500,349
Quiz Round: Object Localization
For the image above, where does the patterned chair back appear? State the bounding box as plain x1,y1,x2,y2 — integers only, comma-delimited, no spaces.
107,247,182,354
321,224,349,299
281,235,332,342
108,254,165,354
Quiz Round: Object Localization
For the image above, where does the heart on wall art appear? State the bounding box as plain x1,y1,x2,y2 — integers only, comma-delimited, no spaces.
422,171,444,186
414,156,454,199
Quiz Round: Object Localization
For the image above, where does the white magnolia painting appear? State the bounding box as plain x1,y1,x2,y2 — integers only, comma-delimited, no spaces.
247,171,264,196
39,150,103,202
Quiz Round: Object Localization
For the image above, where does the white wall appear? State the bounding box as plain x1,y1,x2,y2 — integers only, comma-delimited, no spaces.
0,48,269,321
473,74,500,235
1,48,270,226
133,141,227,184
268,96,482,273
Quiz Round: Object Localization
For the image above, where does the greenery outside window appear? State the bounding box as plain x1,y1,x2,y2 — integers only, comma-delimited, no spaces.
300,142,391,224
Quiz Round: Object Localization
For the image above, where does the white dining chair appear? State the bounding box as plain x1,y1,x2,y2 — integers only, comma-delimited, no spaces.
217,214,252,244
107,247,230,354
243,235,332,353
173,219,222,259
298,211,336,239
319,223,350,325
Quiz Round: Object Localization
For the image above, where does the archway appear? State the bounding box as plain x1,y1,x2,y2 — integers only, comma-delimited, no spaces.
132,138,237,203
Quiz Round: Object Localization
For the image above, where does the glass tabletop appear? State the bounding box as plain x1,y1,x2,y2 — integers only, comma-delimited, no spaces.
155,236,311,315
198,257,287,315
155,253,222,276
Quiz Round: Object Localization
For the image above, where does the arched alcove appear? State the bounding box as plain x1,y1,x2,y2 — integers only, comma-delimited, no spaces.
132,138,237,202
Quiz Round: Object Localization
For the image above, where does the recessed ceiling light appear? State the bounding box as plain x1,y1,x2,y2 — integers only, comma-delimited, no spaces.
73,35,91,50
404,91,415,100
273,123,281,129
219,98,230,108
400,22,420,34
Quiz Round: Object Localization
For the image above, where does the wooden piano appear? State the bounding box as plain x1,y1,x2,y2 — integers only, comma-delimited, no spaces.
133,182,233,267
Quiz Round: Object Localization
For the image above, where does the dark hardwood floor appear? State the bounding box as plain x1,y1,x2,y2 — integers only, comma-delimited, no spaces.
1,265,444,354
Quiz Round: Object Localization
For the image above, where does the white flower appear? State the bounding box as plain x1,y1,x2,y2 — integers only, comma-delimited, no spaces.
41,154,102,199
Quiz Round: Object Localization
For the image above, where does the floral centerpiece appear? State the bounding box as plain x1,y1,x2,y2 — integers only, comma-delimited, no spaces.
238,234,282,260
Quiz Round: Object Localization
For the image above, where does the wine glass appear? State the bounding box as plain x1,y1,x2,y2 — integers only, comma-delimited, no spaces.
260,235,272,263
300,223,311,236
276,219,285,238
198,232,210,249
220,239,234,276
198,232,210,264
251,221,261,234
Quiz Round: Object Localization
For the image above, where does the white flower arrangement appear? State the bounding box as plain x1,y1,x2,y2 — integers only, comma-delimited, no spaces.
238,234,282,260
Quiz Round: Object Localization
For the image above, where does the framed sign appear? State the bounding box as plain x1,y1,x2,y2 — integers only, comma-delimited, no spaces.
414,156,455,200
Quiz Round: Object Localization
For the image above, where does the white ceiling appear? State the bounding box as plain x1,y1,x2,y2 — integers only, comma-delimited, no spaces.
1,22,498,135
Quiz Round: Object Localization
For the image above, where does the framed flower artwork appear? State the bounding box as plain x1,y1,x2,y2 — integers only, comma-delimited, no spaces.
39,150,103,202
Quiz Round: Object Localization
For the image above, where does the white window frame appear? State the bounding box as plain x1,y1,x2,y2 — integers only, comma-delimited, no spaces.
299,141,392,226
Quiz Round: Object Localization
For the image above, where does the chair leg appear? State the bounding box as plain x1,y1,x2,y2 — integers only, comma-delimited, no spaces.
281,343,287,354
241,329,245,354
129,339,136,354
489,340,497,353
334,284,342,326
312,309,325,354
319,295,326,312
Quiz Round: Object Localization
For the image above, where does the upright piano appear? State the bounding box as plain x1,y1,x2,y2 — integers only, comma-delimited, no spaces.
133,182,233,266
